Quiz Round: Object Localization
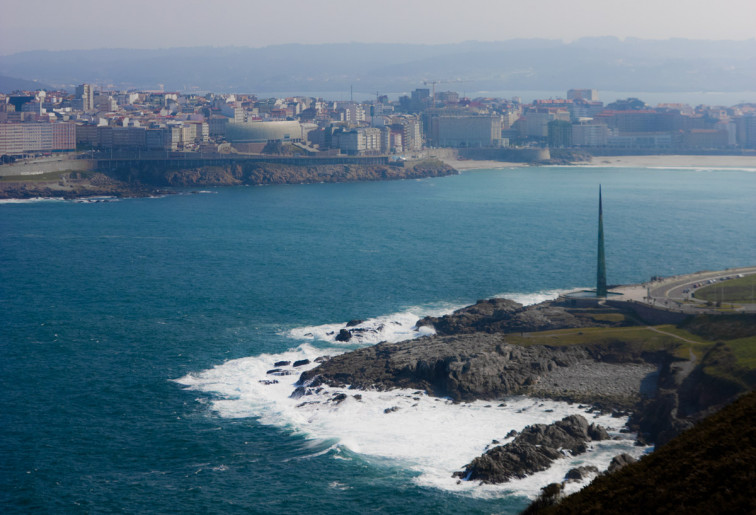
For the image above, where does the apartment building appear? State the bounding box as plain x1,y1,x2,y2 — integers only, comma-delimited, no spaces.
0,122,76,155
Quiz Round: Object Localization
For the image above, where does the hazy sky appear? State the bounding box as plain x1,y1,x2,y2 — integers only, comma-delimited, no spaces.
2,0,755,55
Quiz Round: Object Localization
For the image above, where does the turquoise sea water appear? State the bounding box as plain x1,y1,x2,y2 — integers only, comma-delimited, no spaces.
2,166,755,513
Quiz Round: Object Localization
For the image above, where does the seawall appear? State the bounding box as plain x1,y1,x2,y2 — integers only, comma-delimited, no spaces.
0,158,96,177
606,300,691,325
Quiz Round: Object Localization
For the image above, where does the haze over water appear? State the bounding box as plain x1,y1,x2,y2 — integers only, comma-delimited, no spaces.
2,165,755,513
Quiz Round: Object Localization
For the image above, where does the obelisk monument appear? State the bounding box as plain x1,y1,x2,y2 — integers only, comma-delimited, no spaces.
596,185,607,297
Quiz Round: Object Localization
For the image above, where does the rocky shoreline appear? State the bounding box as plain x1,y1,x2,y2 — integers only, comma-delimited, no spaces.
295,296,751,487
0,159,457,200
0,171,162,200
299,298,659,410
453,414,611,484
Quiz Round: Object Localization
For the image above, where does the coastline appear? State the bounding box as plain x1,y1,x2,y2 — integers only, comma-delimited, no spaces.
0,159,457,200
585,154,756,169
439,158,527,170
439,153,756,171
3,154,756,200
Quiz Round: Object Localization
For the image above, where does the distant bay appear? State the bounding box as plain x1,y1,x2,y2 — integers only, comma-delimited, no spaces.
1,165,754,513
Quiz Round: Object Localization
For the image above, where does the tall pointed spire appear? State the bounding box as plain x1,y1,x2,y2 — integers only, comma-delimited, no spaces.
596,185,607,297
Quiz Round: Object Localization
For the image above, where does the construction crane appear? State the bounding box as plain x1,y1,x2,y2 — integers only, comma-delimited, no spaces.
422,79,470,104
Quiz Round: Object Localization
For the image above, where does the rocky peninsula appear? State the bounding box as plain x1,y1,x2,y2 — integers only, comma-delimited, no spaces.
296,296,756,485
299,298,660,410
0,158,456,200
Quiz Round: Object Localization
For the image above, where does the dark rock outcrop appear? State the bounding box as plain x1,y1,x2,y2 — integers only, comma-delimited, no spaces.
606,453,637,473
0,172,157,199
108,159,457,189
416,298,593,335
335,329,352,342
297,332,595,402
565,465,599,482
453,415,608,483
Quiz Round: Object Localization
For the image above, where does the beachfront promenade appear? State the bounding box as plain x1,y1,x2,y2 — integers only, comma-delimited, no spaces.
612,266,756,314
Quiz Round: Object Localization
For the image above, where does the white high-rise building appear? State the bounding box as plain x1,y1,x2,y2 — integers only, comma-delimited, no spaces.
75,84,94,111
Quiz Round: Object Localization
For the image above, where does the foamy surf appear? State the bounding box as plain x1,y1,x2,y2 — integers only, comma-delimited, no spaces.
286,290,569,346
0,197,66,204
176,289,649,500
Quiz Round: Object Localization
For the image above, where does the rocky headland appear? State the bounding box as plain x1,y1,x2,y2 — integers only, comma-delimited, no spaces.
0,171,160,200
296,296,756,486
0,158,457,200
107,158,456,187
299,298,659,409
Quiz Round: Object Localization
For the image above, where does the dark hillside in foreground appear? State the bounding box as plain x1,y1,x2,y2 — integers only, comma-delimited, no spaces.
530,390,756,514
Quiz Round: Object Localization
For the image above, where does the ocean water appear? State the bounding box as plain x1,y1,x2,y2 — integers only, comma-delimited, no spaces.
2,166,755,514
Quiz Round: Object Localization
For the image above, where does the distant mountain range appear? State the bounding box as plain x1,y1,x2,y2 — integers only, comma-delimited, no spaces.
0,74,51,94
1,38,754,96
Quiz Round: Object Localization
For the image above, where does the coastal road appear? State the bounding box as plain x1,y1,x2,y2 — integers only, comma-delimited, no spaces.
613,266,756,314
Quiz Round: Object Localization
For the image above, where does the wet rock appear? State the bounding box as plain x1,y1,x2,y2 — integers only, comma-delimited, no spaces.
454,415,609,483
259,379,279,385
335,329,352,342
565,465,599,482
268,370,293,376
607,453,637,473
293,359,311,367
384,406,399,414
346,319,364,327
588,423,610,441
331,393,348,404
274,360,291,367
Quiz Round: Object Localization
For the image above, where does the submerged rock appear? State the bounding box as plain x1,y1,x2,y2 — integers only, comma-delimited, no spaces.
335,329,352,342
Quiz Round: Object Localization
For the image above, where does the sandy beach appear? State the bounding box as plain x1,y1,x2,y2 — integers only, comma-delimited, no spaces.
586,155,756,169
439,158,529,170
438,154,756,171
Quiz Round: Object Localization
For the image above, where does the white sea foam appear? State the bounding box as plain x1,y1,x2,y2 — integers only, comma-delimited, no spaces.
286,308,442,345
493,289,569,307
176,306,649,500
0,197,66,204
286,290,567,346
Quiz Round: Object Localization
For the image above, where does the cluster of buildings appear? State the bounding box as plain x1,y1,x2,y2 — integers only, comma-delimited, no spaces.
1,85,756,159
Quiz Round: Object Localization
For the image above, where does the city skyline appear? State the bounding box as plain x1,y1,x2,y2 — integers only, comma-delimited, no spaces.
1,0,755,56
